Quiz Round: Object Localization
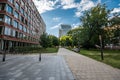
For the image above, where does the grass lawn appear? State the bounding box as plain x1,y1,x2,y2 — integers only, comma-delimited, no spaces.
79,49,120,69
42,47,59,53
30,47,59,53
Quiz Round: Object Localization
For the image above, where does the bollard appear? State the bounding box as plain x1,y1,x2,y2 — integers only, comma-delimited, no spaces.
39,53,41,61
2,51,6,62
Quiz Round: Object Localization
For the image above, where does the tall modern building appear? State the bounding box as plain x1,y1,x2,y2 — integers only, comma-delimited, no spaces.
59,24,71,38
0,0,46,50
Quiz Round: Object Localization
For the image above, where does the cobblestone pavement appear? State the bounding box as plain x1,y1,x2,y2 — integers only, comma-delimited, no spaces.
58,48,120,80
0,54,74,80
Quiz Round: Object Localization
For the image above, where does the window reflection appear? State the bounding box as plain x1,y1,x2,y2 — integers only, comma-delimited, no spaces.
6,4,13,14
5,15,12,25
15,2,19,11
13,20,18,28
19,24,23,30
8,0,14,3
4,27,11,35
14,11,19,19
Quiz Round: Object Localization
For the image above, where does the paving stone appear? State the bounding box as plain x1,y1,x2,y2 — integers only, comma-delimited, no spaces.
36,77,42,80
0,54,74,80
58,48,120,80
49,77,55,80
9,79,15,80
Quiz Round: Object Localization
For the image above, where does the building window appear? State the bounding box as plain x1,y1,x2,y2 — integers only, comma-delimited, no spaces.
23,26,27,32
19,24,23,30
8,0,14,3
21,0,24,6
4,27,11,35
10,29,15,37
12,30,15,37
15,2,19,11
20,15,24,23
15,31,18,38
20,8,24,15
14,11,19,19
0,26,3,34
0,14,4,21
19,33,23,39
5,15,12,25
25,19,27,25
13,20,18,28
6,4,13,14
27,29,29,34
0,3,5,10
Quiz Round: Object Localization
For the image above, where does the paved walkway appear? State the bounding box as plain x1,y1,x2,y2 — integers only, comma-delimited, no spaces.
0,54,74,80
58,48,120,80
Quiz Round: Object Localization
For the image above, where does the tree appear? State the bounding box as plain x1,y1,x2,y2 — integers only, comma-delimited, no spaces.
67,27,83,47
52,36,59,46
39,33,49,48
80,4,110,49
60,35,72,46
48,35,59,47
105,15,120,45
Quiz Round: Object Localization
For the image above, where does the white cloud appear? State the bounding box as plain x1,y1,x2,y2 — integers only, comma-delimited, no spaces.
53,17,61,22
72,23,80,29
62,3,78,9
33,0,101,16
33,0,60,14
75,0,96,17
61,0,78,9
75,11,83,17
61,0,74,5
50,23,62,30
111,8,120,14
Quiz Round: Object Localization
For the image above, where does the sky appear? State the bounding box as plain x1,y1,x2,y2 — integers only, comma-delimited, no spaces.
33,0,120,37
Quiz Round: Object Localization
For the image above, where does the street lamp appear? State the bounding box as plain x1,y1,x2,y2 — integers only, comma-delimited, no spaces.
99,35,104,60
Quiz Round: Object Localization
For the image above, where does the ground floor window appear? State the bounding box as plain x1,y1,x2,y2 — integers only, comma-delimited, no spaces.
0,26,3,35
0,14,4,21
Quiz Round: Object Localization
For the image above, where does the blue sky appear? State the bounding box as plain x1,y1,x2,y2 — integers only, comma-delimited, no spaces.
33,0,120,37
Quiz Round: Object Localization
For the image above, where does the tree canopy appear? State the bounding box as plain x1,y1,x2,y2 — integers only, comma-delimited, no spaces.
40,33,59,48
79,4,110,49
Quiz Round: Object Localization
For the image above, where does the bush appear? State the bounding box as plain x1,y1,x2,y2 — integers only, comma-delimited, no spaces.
10,46,43,54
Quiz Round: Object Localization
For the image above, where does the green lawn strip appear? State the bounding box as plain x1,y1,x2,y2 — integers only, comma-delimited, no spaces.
31,47,59,53
79,49,120,69
15,47,59,54
42,47,59,53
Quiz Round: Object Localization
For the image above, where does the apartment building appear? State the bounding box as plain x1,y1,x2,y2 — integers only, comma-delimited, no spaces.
0,0,46,50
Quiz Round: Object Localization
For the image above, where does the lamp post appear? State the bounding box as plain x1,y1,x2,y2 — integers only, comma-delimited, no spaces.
99,35,104,60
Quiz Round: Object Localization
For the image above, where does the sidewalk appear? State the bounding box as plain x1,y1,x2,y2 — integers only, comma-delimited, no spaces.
58,48,120,80
0,54,74,80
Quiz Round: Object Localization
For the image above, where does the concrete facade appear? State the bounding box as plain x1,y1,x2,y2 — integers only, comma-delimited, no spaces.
0,0,46,50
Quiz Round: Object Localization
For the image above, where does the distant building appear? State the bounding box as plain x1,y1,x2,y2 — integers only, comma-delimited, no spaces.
59,24,71,38
0,0,46,51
